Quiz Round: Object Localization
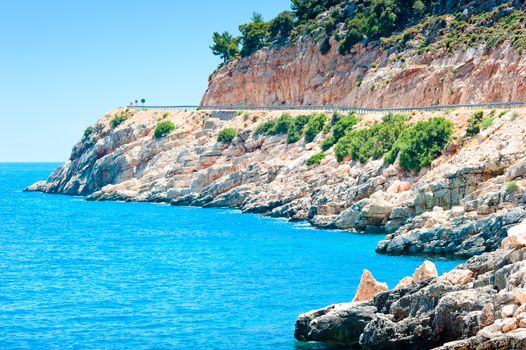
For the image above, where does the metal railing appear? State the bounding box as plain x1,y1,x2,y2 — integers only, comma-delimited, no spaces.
128,101,526,114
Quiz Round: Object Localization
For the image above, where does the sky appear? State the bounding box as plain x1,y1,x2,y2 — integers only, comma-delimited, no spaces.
0,0,290,162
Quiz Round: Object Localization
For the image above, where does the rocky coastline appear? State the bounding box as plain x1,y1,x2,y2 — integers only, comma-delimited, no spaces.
295,227,526,349
26,106,526,348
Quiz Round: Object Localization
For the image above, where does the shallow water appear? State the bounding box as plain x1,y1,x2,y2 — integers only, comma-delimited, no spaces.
0,163,461,349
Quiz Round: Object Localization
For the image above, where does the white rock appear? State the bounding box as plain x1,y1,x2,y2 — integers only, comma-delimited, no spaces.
502,317,519,333
502,304,519,318
507,220,526,249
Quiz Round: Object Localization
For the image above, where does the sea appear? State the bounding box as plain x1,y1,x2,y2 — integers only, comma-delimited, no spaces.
0,163,461,349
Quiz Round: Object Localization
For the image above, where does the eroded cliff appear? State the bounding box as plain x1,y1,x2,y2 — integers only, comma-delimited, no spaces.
202,40,526,108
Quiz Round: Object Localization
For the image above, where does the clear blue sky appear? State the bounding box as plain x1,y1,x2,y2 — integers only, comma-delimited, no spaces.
0,0,290,162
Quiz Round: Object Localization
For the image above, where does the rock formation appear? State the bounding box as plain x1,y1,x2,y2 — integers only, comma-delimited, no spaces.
27,108,526,260
353,270,388,302
295,242,526,349
202,40,526,108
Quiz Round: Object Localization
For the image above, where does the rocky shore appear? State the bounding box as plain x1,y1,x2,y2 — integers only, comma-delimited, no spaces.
295,221,526,349
27,107,526,259
27,107,526,348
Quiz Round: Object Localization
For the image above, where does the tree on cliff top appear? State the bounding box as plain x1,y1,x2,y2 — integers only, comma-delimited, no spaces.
211,31,240,63
269,11,295,40
239,12,271,57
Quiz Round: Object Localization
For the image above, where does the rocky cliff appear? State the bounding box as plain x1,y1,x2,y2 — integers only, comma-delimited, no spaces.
202,0,526,108
202,40,526,108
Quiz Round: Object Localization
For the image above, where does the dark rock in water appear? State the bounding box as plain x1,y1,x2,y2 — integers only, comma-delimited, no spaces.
294,302,376,346
295,247,526,350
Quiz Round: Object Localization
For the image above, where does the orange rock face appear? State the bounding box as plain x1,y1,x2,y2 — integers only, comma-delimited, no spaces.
201,40,526,108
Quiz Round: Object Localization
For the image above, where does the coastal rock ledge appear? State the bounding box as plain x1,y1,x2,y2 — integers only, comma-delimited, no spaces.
295,246,526,349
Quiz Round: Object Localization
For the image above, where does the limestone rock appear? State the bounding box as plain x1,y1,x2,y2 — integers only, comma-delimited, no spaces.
413,260,438,283
442,269,473,285
395,276,414,290
506,220,526,249
502,304,519,318
352,269,388,302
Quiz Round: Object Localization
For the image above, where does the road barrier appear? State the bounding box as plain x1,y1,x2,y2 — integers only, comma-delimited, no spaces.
129,101,526,114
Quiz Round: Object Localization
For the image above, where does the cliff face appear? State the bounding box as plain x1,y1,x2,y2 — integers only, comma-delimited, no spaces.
201,41,526,108
28,107,526,259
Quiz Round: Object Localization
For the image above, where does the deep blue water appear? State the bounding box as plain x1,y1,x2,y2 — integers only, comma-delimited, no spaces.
0,163,461,349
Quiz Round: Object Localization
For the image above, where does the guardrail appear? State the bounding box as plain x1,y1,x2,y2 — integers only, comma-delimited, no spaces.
129,101,526,114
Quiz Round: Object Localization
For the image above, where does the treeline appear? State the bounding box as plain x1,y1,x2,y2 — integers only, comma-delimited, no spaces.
210,0,436,62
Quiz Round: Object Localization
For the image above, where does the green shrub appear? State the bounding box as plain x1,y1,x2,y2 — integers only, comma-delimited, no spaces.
481,116,494,129
335,114,406,163
465,111,484,137
110,112,128,129
339,28,362,54
154,120,176,138
217,127,237,144
332,113,360,141
83,126,94,138
386,117,453,172
319,36,331,55
321,135,336,151
287,115,310,143
267,114,293,135
506,181,519,192
304,113,327,142
255,120,275,135
254,113,324,144
306,152,326,166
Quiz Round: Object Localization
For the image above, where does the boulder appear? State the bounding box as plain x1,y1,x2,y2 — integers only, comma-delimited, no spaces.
413,260,438,283
294,302,377,345
441,269,473,285
502,304,518,318
353,269,388,302
504,220,526,249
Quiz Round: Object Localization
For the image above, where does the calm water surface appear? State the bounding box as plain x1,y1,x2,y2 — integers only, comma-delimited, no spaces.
0,163,461,349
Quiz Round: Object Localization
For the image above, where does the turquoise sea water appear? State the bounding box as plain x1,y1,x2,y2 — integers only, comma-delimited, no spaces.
0,163,461,349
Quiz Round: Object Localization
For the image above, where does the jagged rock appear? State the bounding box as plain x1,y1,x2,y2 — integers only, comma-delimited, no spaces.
413,260,438,283
296,248,526,349
353,269,388,302
395,276,414,290
479,303,494,328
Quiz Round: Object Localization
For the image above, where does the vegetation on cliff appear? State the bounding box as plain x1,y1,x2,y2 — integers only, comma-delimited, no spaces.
255,111,452,172
217,127,237,144
83,126,94,138
385,117,453,172
335,113,406,163
210,0,526,64
154,120,176,138
306,152,327,166
110,112,128,129
255,113,327,144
